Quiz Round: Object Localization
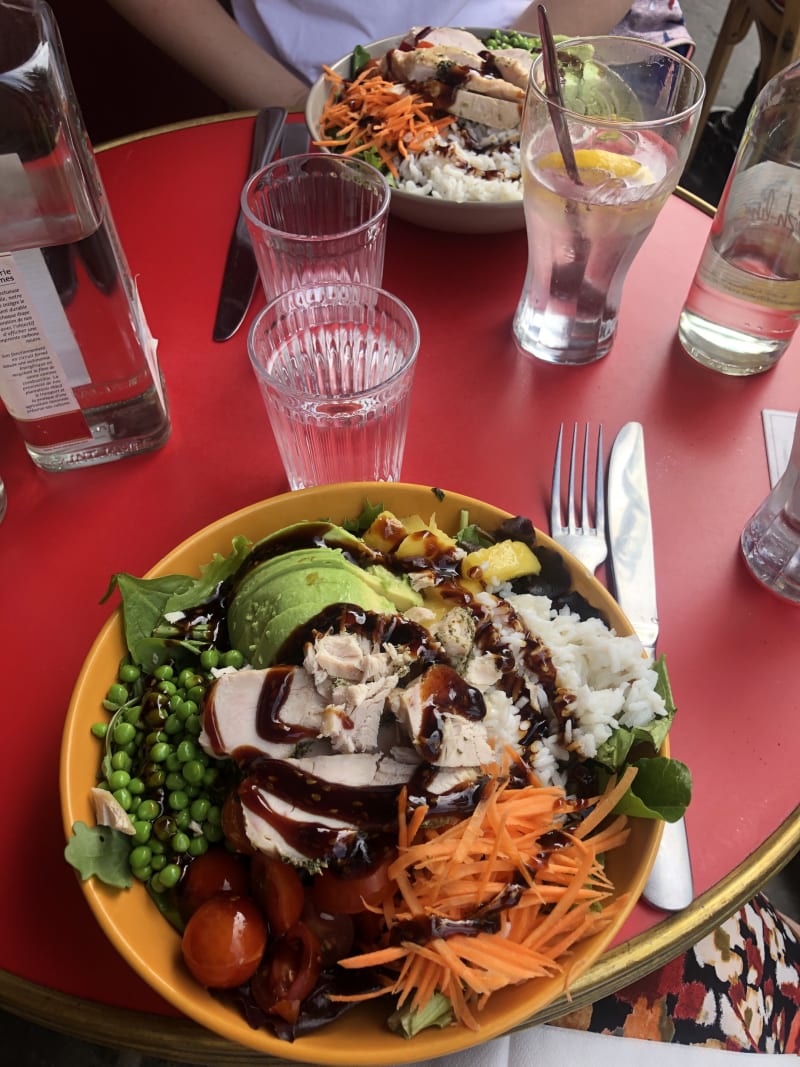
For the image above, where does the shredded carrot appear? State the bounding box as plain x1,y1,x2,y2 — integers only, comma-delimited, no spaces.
330,760,635,1030
315,65,454,179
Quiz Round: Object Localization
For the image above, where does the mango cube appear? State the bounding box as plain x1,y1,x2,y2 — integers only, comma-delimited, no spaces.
461,540,540,584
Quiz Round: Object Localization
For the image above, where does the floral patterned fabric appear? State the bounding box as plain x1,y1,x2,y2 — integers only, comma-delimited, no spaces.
553,893,800,1053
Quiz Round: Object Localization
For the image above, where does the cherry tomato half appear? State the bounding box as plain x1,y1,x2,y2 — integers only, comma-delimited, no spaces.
311,857,394,915
250,920,322,1025
181,895,266,989
301,896,354,968
250,853,304,937
178,848,250,920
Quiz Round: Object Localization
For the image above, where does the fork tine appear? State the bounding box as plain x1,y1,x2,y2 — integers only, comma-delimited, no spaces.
550,423,564,532
567,422,578,531
595,424,605,532
580,424,591,531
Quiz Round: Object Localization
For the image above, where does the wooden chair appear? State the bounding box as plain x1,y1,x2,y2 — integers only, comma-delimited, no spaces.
688,0,800,163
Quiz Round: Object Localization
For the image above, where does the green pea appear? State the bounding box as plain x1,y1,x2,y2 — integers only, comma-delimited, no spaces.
202,767,218,788
188,836,208,858
175,809,192,831
129,845,152,869
184,714,201,738
108,769,131,790
110,750,132,772
151,854,166,871
149,873,166,893
177,699,198,720
112,787,132,810
171,832,190,853
137,799,160,821
181,760,205,786
153,665,174,681
164,713,183,735
206,804,221,825
107,683,129,706
168,790,189,812
177,668,197,690
150,839,165,856
114,722,137,747
200,649,220,670
165,754,182,773
128,777,145,796
150,742,171,763
159,864,182,889
190,798,210,822
168,693,183,712
91,723,108,740
143,766,165,789
122,705,142,726
176,740,196,763
205,822,224,843
165,772,184,792
157,680,177,696
154,815,177,841
132,865,152,882
132,821,152,844
187,685,205,704
221,649,244,669
119,663,141,684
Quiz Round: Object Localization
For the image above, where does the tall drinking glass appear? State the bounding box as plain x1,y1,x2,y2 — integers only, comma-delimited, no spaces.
513,37,704,365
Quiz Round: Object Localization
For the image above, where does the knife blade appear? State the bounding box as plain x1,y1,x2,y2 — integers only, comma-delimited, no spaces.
607,421,658,656
278,119,311,158
607,422,694,912
212,106,286,342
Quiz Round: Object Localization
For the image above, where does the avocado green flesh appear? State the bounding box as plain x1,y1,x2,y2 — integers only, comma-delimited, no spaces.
228,542,421,668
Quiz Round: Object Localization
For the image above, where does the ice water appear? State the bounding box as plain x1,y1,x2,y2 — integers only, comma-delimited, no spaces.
250,286,418,491
267,392,412,490
679,213,800,376
513,130,674,363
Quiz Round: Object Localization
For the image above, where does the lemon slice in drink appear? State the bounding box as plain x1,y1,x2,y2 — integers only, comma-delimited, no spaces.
537,148,653,186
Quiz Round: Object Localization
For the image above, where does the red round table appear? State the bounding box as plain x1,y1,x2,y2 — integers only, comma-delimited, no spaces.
0,114,797,1063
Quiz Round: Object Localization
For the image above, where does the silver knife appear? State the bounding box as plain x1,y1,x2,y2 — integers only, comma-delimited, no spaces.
278,118,311,158
607,422,694,912
212,106,286,342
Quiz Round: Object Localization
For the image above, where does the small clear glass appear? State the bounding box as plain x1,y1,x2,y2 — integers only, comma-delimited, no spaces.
741,412,800,603
248,283,419,490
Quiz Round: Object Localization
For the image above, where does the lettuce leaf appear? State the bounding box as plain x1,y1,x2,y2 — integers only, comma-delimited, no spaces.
101,536,251,667
612,756,693,822
593,655,676,771
64,821,132,888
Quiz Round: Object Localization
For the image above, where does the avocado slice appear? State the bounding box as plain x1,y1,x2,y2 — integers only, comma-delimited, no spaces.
362,564,423,611
228,546,396,665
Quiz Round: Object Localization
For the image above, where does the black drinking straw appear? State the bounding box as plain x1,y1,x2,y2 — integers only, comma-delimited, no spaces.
537,4,582,184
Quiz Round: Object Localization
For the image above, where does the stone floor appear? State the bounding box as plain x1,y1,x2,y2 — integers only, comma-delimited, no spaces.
6,2,797,1064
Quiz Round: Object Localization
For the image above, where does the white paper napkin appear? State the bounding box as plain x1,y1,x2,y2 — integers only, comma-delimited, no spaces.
397,1025,798,1067
762,409,797,488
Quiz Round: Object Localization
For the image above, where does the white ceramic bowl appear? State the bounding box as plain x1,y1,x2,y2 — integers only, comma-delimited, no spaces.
305,30,526,235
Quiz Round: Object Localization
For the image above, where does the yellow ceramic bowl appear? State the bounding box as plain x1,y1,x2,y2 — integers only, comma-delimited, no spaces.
60,482,663,1065
305,30,526,235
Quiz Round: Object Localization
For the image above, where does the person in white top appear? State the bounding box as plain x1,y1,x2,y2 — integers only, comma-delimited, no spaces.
104,0,690,111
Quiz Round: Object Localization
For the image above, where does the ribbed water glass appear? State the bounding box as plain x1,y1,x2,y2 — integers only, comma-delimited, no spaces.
248,283,419,490
242,154,390,304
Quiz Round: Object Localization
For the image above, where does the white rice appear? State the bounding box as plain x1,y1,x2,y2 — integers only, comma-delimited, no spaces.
395,122,522,203
474,590,666,787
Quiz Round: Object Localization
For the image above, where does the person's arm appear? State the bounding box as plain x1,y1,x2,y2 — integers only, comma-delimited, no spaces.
104,0,308,109
512,1,632,36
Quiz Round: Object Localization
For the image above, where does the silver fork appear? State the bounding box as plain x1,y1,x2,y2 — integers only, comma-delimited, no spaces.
550,423,607,572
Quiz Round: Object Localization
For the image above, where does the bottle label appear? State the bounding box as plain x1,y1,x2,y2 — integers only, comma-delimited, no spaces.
0,250,91,422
